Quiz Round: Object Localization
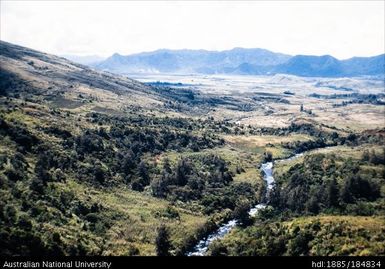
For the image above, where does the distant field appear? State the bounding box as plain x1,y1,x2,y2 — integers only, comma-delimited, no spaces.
223,134,312,148
132,74,385,131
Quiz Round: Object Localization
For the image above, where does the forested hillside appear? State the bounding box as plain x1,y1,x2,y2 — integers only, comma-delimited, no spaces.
0,41,384,256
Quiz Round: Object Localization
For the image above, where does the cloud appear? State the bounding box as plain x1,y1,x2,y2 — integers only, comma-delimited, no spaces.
1,1,384,59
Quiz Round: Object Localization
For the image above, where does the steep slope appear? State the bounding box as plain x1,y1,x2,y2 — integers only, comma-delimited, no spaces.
0,41,154,98
1,41,208,117
0,41,267,256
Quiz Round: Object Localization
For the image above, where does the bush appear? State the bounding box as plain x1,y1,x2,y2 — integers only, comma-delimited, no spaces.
155,225,171,256
271,153,382,216
232,200,252,227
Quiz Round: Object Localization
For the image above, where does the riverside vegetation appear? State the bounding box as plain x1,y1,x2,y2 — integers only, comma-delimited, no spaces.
0,41,384,256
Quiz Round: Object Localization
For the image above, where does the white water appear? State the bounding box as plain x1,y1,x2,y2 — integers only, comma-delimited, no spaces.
187,153,304,256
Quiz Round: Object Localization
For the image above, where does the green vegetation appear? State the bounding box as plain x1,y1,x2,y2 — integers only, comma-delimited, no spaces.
1,41,384,256
270,150,384,215
156,225,171,256
208,216,385,256
0,104,261,255
211,146,385,256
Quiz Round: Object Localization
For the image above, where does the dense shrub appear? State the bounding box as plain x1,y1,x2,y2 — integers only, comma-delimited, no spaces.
270,153,383,215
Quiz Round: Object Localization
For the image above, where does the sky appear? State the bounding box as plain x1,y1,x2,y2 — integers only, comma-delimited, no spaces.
1,1,384,59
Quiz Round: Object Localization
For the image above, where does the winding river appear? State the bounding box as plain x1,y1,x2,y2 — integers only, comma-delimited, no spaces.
187,152,304,256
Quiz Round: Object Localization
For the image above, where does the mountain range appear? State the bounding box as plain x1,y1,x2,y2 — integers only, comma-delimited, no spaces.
93,48,384,77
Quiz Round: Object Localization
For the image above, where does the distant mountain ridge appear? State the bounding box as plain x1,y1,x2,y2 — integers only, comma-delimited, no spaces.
94,48,291,74
94,48,384,77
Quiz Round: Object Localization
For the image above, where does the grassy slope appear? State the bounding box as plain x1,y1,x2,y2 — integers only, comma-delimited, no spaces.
0,42,207,255
215,215,385,256
0,41,313,255
0,86,213,255
1,41,384,256
0,99,317,255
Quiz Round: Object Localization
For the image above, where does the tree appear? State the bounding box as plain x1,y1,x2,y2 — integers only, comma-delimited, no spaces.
264,151,273,162
131,180,144,192
151,172,171,198
209,241,228,256
175,159,190,186
233,200,252,227
162,158,172,174
300,104,304,112
93,163,105,184
52,168,65,182
287,228,313,256
155,225,171,256
326,178,339,207
30,177,45,194
121,151,135,176
34,151,54,178
138,161,150,186
305,195,320,214
341,174,380,203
